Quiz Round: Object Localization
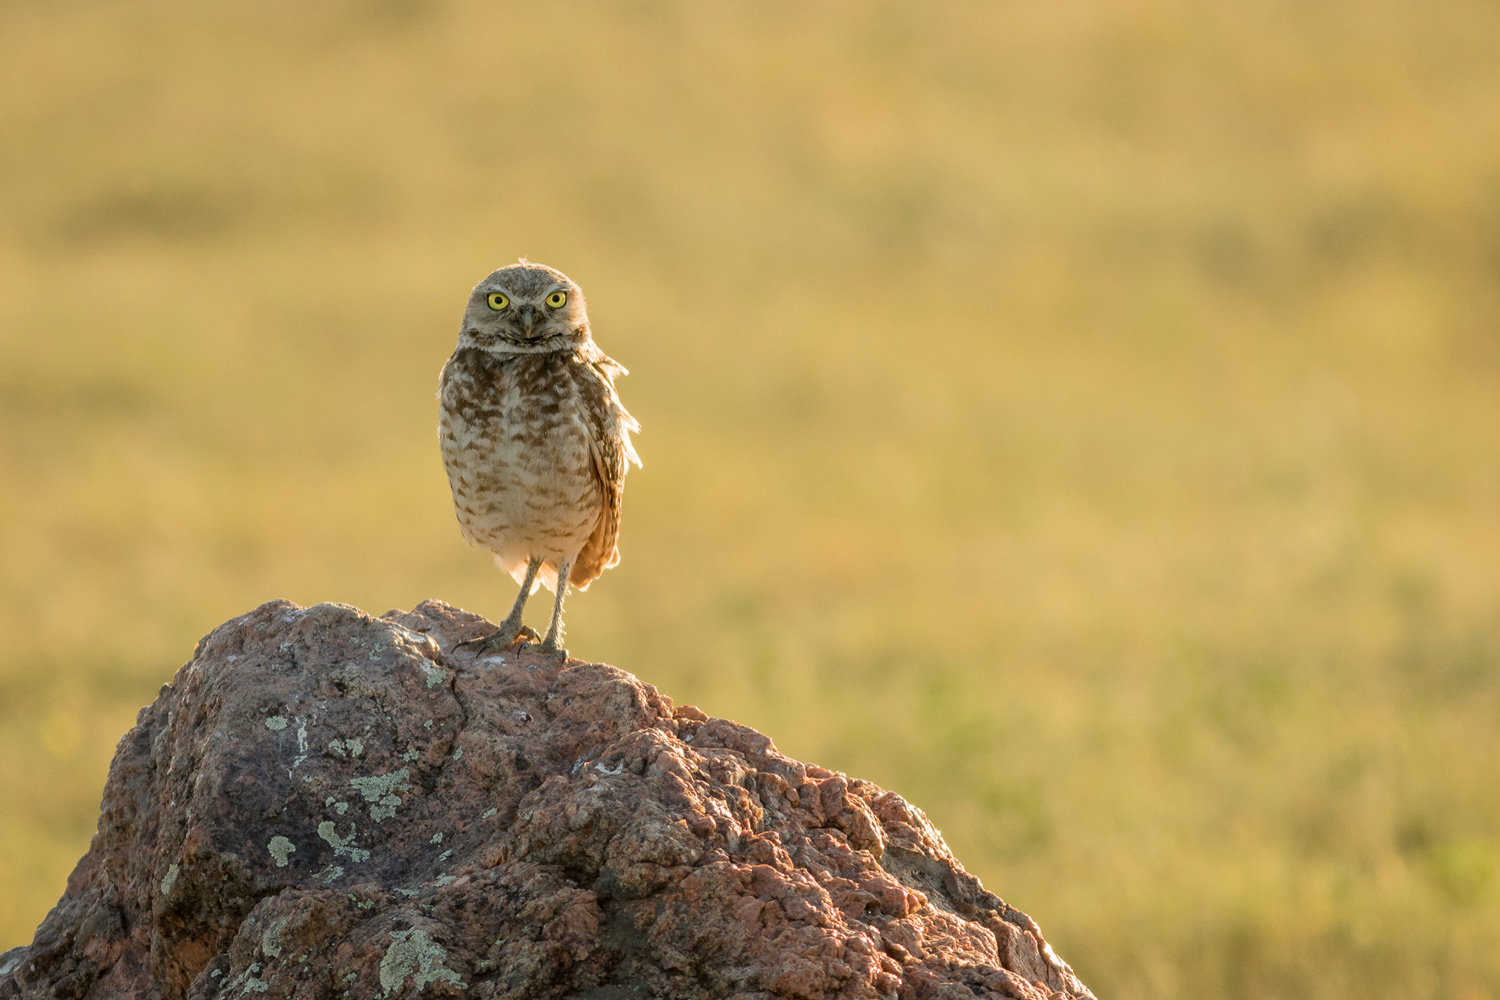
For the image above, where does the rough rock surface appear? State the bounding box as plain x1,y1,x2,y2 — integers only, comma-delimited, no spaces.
0,600,1095,1000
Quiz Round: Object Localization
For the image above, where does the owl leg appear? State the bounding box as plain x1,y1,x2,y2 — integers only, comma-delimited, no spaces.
539,559,572,657
458,556,542,656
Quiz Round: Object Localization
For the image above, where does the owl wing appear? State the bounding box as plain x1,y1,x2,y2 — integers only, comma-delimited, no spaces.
571,356,640,589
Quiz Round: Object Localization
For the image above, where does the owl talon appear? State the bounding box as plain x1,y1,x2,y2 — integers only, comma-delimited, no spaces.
514,639,564,659
457,623,539,657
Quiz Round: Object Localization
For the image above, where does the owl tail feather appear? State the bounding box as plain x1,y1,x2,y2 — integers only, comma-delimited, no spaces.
498,556,546,594
498,556,595,595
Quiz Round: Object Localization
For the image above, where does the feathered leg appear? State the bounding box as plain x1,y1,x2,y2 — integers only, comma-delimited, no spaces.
540,559,572,657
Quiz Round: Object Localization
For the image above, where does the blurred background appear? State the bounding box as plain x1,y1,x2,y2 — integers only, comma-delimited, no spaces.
2,0,1498,995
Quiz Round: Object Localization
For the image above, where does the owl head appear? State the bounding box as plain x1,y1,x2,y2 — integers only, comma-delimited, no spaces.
459,260,590,353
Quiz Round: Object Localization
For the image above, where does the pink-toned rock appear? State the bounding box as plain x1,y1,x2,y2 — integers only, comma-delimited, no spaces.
0,600,1094,1000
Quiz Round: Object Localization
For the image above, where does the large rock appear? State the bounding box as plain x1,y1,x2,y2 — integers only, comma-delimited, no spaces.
0,600,1095,1000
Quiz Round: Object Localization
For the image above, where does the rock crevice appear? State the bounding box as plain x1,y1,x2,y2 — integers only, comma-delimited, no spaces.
0,600,1094,1000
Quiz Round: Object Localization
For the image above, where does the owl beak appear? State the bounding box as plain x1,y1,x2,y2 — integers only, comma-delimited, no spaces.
518,304,537,335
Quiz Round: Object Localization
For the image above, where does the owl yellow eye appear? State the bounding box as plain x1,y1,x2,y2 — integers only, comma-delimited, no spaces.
486,292,509,311
546,291,567,309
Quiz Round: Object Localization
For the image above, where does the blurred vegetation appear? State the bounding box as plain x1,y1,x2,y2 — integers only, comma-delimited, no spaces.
2,0,1498,995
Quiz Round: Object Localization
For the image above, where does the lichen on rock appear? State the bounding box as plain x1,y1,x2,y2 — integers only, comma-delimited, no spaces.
0,599,1095,1000
380,928,464,996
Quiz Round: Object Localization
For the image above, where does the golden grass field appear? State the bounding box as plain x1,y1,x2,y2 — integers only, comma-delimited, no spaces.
2,1,1498,995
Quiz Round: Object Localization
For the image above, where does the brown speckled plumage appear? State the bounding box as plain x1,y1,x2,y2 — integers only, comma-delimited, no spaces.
438,261,639,654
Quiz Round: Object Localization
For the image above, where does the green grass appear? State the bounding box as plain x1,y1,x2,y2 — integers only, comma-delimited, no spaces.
2,1,1498,995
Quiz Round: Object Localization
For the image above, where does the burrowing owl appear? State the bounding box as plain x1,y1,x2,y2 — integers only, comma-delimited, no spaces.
438,261,640,657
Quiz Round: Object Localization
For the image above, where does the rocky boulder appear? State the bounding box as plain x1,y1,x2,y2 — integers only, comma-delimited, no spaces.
0,600,1095,1000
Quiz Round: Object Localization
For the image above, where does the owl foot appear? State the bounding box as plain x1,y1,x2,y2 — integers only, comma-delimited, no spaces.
457,623,540,658
516,638,568,660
